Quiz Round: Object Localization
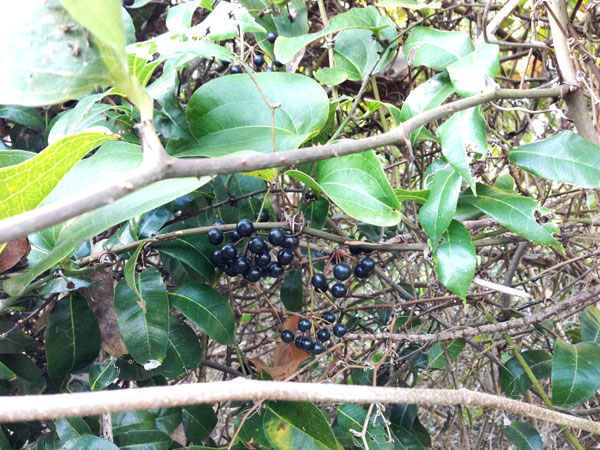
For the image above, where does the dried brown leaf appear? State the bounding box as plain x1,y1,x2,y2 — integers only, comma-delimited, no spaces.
0,238,30,273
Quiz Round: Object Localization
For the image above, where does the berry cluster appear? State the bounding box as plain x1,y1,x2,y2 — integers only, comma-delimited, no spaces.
281,312,346,355
229,32,284,74
310,252,376,300
209,217,299,282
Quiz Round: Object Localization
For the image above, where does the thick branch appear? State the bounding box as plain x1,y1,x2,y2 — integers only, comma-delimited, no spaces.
0,86,568,244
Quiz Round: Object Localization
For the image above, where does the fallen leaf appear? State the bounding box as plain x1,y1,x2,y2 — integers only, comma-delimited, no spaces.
0,238,30,273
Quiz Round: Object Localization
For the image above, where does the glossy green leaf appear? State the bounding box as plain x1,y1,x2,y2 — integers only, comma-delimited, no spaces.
399,73,455,146
580,306,600,344
113,430,172,450
378,0,441,8
275,6,394,63
434,220,475,299
314,67,348,86
155,232,216,286
138,205,173,239
235,406,272,448
153,317,202,379
0,106,44,129
280,270,304,312
390,425,425,450
509,131,600,189
89,359,120,390
0,0,112,106
428,338,466,369
0,318,35,353
60,435,118,450
0,150,35,168
0,354,46,394
0,131,117,221
501,350,552,399
286,170,324,193
438,107,487,193
502,421,543,450
45,294,101,378
264,401,339,450
447,42,499,97
182,405,218,444
114,267,169,366
404,27,474,71
166,0,205,31
552,340,600,408
124,241,146,294
337,403,392,450
55,417,91,443
395,189,429,204
169,283,235,345
302,197,329,230
0,361,16,380
318,151,403,227
418,165,461,247
180,73,328,157
495,173,516,192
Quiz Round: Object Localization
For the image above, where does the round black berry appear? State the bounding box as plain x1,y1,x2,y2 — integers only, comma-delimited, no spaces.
312,342,325,355
301,338,314,351
255,209,270,222
244,266,262,282
254,55,265,67
207,228,224,245
333,263,352,281
256,252,271,268
311,273,328,291
268,228,285,246
333,323,346,337
281,330,294,343
283,235,299,249
317,328,330,342
248,237,267,254
212,249,226,266
295,336,304,348
213,220,225,226
232,257,250,275
229,231,242,242
236,219,254,237
349,246,362,255
122,0,135,6
298,318,311,332
230,65,243,74
221,243,238,261
277,248,294,266
267,262,284,277
267,31,277,43
361,257,375,273
224,262,237,277
354,264,368,279
331,282,347,298
322,312,335,324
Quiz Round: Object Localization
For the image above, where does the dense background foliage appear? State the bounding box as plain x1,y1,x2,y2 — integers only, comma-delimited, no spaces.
0,0,600,448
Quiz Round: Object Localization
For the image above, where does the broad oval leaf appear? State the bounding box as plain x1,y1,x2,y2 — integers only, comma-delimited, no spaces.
500,350,551,399
502,421,543,450
428,338,466,369
337,403,393,450
318,151,403,227
169,283,235,345
580,306,600,344
114,267,170,366
264,401,339,450
434,220,475,299
552,339,600,408
0,354,46,395
60,435,119,450
153,316,202,379
404,27,474,71
55,417,91,443
280,270,304,312
180,73,328,157
182,405,218,444
0,106,44,130
509,131,600,189
89,359,120,390
45,293,101,378
447,42,499,97
0,318,35,354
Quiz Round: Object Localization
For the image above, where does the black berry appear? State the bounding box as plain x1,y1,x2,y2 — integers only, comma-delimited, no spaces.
349,246,362,255
317,328,330,342
298,318,311,332
331,282,347,298
301,338,314,351
273,59,284,68
354,264,368,279
361,257,375,273
221,243,238,261
248,237,267,254
311,273,328,291
333,263,352,281
333,323,346,337
230,65,243,74
212,249,226,266
224,263,237,277
281,330,294,343
322,312,335,324
277,248,294,266
283,235,299,249
230,231,242,242
236,219,254,237
312,342,324,355
267,31,277,43
213,220,225,226
254,55,265,67
295,336,304,348
255,210,270,222
244,266,262,282
122,0,135,6
267,262,284,277
207,228,224,245
268,228,285,246
256,252,271,268
232,257,250,275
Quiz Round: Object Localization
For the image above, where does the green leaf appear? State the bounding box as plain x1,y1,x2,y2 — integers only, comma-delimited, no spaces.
395,189,429,204
0,150,35,169
501,350,552,399
447,42,499,97
0,354,46,394
337,403,393,450
153,316,202,379
404,27,474,71
114,267,170,366
428,339,466,369
434,220,475,299
180,73,328,157
60,435,119,450
264,401,339,450
286,170,324,193
0,131,117,222
399,72,455,146
166,0,205,31
552,340,600,408
0,106,44,129
438,107,487,193
124,241,146,295
55,417,91,443
580,306,600,344
495,173,515,192
418,165,461,247
280,270,304,312
317,151,403,227
0,361,16,380
45,294,101,378
274,6,394,64
0,318,36,354
509,131,600,189
89,359,120,390
0,0,112,106
314,67,348,86
378,0,441,8
113,430,172,450
302,197,329,230
169,283,235,345
138,205,173,239
389,425,425,450
182,405,218,444
502,421,543,450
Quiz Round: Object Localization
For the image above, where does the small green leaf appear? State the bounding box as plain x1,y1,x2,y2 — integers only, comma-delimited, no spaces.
552,340,600,408
434,220,475,299
113,430,172,450
428,339,466,369
0,319,36,354
280,270,304,312
169,283,235,345
0,361,16,380
55,417,91,442
286,170,324,193
314,67,348,86
166,0,205,31
502,421,543,450
395,189,429,204
60,435,119,450
138,205,173,239
89,359,120,390
302,197,329,230
404,27,474,71
318,151,403,227
337,403,393,450
124,241,146,295
501,350,552,399
0,150,35,169
580,306,600,344
45,294,101,378
447,42,499,97
0,106,44,129
182,405,218,444
509,131,600,189
153,317,202,379
0,354,46,394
